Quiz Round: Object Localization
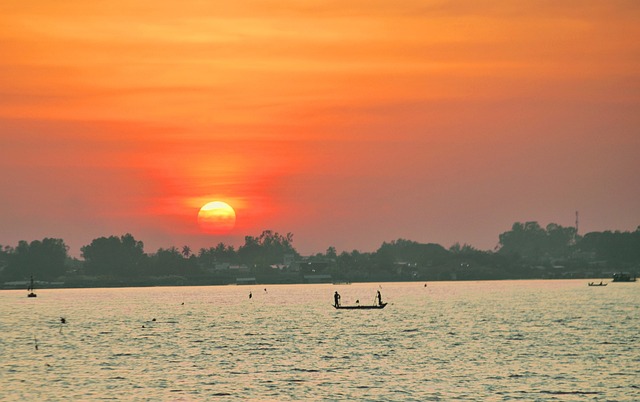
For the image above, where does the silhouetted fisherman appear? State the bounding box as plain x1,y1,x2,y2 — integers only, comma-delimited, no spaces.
334,291,341,307
376,290,383,306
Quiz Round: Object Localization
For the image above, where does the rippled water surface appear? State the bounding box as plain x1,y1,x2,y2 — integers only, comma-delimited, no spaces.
1,280,638,400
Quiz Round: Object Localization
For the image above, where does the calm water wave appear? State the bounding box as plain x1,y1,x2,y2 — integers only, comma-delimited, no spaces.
1,280,638,401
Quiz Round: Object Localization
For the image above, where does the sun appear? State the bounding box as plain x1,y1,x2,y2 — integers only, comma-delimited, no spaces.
197,201,236,233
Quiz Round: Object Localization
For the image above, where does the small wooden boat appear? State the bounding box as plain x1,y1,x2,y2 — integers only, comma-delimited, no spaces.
333,303,387,310
588,282,607,287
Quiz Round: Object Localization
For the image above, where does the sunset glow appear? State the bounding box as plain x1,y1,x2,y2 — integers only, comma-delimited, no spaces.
1,1,638,255
197,202,237,234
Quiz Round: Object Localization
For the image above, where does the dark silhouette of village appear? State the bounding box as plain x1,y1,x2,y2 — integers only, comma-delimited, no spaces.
1,222,639,289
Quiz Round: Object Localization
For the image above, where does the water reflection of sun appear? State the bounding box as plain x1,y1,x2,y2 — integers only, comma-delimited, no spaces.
197,201,236,233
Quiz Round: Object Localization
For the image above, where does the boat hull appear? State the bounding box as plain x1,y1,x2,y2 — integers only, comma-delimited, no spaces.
333,303,387,310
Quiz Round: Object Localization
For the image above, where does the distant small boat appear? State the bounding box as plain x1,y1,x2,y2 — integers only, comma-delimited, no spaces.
612,273,637,282
27,276,37,298
588,282,607,287
333,303,387,310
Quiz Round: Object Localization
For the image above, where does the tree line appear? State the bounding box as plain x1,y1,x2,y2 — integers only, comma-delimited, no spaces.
1,224,639,286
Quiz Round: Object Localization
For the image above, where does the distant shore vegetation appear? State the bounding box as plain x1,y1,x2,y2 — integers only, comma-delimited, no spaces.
1,223,639,289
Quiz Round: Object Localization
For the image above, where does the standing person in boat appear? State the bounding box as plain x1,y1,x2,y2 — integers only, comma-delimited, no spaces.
334,291,341,307
376,290,383,306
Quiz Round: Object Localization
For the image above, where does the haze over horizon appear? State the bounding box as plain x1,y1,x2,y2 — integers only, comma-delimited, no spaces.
1,1,639,257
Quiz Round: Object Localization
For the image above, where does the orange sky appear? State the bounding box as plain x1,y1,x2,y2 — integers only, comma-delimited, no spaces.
1,1,639,256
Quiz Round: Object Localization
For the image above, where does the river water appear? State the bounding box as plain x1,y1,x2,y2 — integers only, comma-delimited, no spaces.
1,280,638,401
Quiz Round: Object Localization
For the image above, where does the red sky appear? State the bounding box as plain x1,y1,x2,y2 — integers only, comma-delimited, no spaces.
1,1,639,256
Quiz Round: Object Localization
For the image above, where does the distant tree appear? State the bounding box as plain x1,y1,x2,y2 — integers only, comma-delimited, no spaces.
334,249,375,281
150,247,201,276
325,246,337,259
376,239,449,266
498,222,577,263
545,223,577,258
237,230,298,268
498,222,547,261
2,238,68,280
182,245,192,258
579,228,640,266
214,242,236,260
198,243,237,268
81,234,146,277
0,245,9,277
449,242,478,254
